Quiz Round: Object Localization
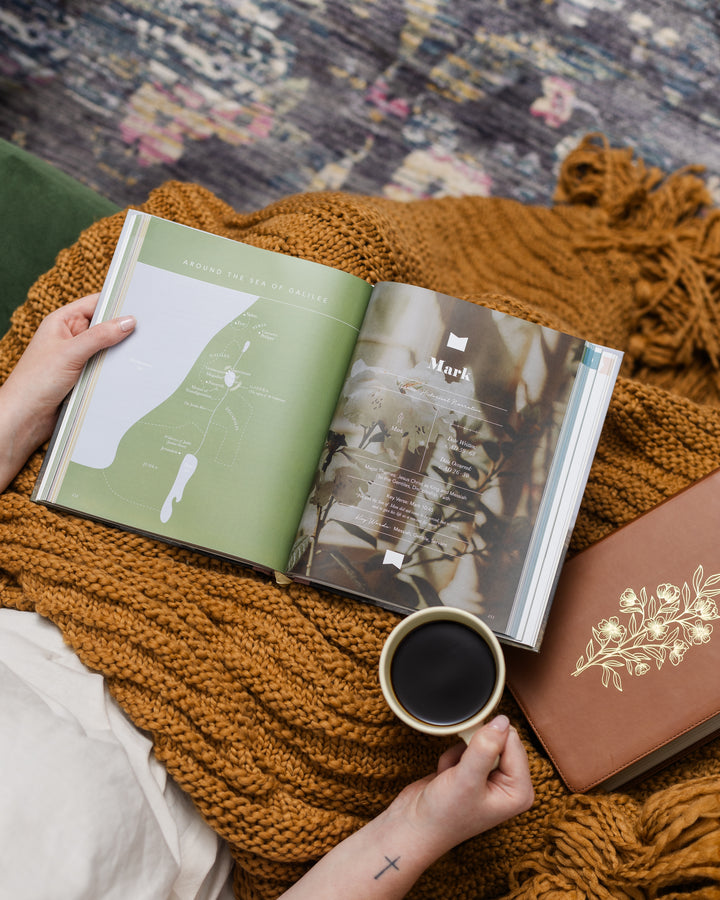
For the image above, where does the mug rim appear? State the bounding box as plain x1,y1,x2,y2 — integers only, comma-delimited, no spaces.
379,606,506,737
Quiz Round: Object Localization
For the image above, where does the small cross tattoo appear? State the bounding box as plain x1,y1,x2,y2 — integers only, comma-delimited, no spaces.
374,855,401,879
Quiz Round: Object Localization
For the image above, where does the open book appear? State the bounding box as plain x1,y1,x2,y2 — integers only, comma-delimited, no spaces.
33,212,622,650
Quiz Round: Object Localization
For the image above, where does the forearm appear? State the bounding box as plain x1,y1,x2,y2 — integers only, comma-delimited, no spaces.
0,379,55,493
279,803,444,900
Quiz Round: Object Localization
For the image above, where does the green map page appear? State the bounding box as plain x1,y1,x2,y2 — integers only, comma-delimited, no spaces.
55,215,372,571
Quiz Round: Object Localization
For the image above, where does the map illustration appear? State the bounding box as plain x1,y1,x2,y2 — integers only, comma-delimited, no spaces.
56,272,369,572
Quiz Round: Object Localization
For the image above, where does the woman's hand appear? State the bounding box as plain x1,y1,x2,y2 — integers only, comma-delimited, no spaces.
386,714,535,860
280,715,534,900
0,294,136,492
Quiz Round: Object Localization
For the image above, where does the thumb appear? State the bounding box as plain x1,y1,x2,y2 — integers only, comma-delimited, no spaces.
71,315,136,364
464,715,511,772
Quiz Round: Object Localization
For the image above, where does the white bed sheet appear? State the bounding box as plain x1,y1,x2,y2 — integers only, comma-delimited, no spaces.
0,608,235,900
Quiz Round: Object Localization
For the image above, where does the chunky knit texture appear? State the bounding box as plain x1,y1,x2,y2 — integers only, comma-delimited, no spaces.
1,135,719,899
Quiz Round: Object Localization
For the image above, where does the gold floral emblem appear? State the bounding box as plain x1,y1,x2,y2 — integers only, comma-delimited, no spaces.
572,565,720,691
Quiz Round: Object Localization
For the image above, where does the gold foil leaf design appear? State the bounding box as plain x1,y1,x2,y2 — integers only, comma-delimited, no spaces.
572,565,720,691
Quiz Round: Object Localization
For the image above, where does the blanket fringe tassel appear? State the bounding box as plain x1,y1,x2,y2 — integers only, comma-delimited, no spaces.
506,776,720,899
557,134,720,400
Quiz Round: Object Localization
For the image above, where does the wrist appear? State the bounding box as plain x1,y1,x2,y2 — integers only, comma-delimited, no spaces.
280,793,447,900
0,380,55,492
370,788,450,872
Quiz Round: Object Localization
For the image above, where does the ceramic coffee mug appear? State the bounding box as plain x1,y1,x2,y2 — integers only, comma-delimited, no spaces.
379,606,505,745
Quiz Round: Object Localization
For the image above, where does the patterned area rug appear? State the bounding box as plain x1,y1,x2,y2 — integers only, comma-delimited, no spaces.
1,0,720,211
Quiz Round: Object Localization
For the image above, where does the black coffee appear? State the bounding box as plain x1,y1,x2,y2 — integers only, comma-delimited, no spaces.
390,620,497,726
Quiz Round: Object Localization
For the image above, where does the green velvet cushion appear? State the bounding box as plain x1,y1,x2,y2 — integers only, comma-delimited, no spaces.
0,140,119,336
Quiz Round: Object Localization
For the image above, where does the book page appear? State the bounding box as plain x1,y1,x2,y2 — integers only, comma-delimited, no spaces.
36,213,373,572
288,282,588,638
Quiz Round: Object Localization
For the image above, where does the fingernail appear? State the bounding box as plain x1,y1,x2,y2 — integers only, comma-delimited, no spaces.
487,714,510,731
119,316,136,332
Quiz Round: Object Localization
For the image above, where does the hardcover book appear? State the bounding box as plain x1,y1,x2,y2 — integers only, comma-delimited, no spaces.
33,211,622,650
506,467,720,788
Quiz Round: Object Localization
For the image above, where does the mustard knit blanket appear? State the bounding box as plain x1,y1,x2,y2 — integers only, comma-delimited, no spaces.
1,136,719,899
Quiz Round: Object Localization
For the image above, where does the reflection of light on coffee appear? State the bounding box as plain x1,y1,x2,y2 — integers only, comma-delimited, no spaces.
390,621,496,726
